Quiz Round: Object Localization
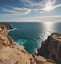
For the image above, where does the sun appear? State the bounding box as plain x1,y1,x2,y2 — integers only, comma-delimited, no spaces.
44,4,52,11
43,0,53,12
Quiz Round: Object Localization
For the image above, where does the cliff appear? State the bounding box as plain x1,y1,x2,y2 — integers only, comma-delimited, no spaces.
37,33,61,64
0,23,56,64
0,23,12,30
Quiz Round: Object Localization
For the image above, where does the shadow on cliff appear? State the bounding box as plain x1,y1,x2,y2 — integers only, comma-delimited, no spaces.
37,33,61,64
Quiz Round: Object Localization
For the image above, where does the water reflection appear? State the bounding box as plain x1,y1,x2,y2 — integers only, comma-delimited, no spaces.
8,22,61,54
54,22,61,33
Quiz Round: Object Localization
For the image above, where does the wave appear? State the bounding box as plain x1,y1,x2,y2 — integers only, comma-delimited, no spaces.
7,28,18,32
39,31,53,41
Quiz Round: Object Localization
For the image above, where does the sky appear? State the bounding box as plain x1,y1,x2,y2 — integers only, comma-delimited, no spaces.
0,0,61,22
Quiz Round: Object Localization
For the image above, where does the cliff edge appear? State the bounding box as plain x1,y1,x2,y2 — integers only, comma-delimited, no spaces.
37,33,61,64
0,23,56,64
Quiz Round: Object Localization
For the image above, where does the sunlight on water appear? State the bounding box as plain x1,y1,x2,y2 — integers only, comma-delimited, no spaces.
42,22,55,40
34,22,56,52
8,22,57,54
43,22,55,32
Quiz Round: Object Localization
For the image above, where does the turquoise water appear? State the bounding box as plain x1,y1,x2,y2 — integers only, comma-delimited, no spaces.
13,38,37,53
8,22,43,54
8,22,61,54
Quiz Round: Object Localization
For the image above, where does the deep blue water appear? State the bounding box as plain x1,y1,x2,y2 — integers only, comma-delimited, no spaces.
7,22,61,54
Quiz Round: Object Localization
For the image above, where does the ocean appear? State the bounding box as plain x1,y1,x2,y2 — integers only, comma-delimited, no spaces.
7,22,61,54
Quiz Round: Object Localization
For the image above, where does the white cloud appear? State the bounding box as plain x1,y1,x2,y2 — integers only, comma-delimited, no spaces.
34,16,61,22
35,4,61,11
21,0,61,13
14,8,31,14
1,0,61,15
1,0,61,17
21,0,44,9
0,15,61,22
21,0,56,9
52,4,61,9
2,7,31,15
2,9,19,14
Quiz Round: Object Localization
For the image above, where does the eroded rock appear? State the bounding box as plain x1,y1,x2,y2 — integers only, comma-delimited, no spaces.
0,23,56,64
37,33,61,64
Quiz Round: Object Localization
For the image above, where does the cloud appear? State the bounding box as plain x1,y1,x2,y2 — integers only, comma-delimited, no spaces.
0,7,31,19
1,0,61,15
52,4,61,9
2,7,31,15
35,4,61,13
0,15,61,22
0,0,61,16
2,9,19,14
34,16,61,22
21,0,56,9
21,0,61,13
21,0,44,9
14,8,31,14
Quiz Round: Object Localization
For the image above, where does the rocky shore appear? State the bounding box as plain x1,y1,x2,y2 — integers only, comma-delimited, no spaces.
0,23,57,64
37,33,61,64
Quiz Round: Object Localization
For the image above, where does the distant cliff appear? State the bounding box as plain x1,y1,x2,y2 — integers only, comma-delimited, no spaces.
0,23,56,64
37,33,61,64
0,23,12,30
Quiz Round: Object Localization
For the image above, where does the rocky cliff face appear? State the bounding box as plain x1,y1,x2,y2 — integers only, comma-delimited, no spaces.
0,23,56,64
37,33,61,64
0,23,12,30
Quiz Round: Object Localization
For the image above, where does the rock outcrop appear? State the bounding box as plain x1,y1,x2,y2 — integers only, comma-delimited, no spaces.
37,33,61,64
0,23,56,64
0,23,12,30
